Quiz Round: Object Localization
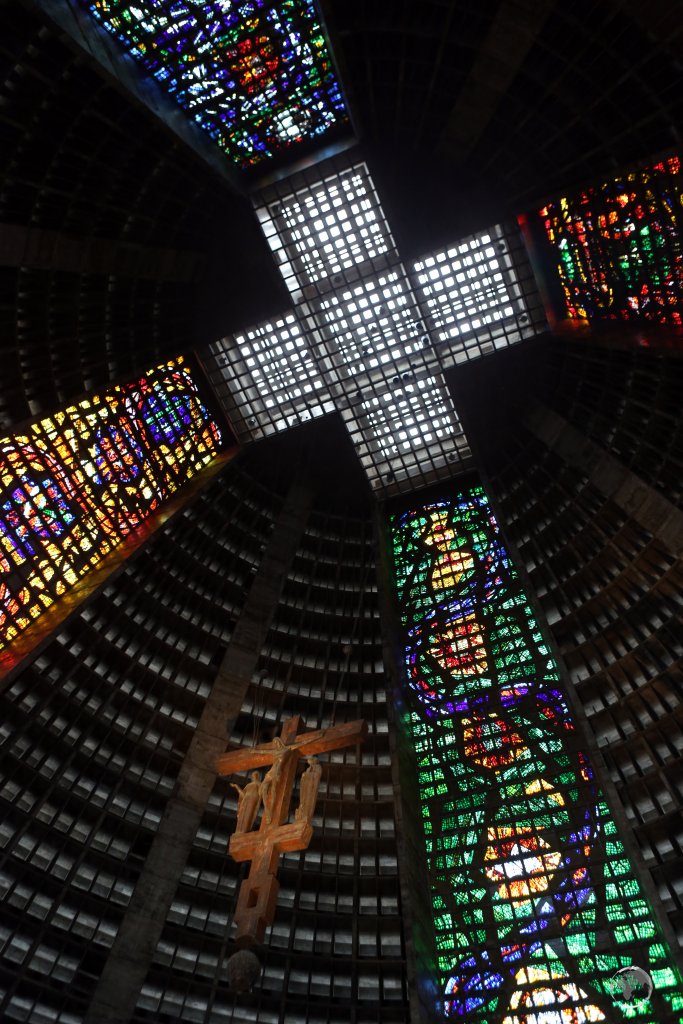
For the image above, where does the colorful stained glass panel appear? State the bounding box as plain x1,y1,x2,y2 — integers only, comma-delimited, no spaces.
0,357,222,652
82,0,349,168
391,486,683,1023
540,156,683,323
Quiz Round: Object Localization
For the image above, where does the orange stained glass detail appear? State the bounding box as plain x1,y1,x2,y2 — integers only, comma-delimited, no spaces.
484,824,562,905
428,613,488,676
463,712,527,770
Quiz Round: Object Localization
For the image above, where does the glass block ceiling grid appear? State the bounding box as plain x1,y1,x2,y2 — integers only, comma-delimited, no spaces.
340,372,469,495
255,163,396,298
80,0,349,169
208,312,335,435
312,270,428,383
412,232,538,356
203,160,546,496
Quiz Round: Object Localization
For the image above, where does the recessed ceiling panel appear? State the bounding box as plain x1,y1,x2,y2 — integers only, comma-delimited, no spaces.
412,228,544,361
203,161,545,495
340,372,471,496
312,270,430,385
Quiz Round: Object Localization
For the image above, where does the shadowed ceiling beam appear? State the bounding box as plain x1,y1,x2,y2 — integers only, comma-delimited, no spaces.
612,0,683,57
0,222,204,282
437,0,556,164
525,403,683,557
83,480,314,1024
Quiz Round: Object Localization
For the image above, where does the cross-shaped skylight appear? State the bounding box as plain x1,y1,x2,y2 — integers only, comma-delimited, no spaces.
203,158,546,496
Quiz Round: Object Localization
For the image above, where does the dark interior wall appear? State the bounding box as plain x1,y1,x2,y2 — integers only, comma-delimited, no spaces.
541,340,683,507
0,2,287,429
0,457,275,1021
2,0,683,1019
325,0,683,252
460,335,683,508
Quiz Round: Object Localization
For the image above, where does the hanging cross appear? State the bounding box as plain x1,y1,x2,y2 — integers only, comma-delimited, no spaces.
216,715,367,946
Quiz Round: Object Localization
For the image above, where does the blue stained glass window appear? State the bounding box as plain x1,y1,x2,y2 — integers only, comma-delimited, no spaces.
81,0,349,168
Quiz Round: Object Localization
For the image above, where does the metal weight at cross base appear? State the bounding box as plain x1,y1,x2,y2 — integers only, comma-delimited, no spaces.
217,715,367,949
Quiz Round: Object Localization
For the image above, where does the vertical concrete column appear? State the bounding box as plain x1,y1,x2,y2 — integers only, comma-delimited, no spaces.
84,479,313,1024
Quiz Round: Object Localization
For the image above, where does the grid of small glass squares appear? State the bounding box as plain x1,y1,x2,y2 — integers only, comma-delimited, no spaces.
412,228,541,362
255,163,396,298
203,159,545,494
341,372,470,492
205,313,331,439
310,271,430,384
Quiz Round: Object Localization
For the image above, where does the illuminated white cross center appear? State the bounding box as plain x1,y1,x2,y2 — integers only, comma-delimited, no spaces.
204,162,545,495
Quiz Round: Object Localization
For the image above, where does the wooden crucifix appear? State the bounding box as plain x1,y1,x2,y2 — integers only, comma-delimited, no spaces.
216,716,367,946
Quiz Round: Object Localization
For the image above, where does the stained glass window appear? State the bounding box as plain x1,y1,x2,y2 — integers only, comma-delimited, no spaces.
540,156,683,324
81,0,349,168
0,357,222,652
391,486,683,1023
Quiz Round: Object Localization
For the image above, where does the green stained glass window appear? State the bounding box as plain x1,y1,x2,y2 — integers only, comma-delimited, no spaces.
390,485,683,1022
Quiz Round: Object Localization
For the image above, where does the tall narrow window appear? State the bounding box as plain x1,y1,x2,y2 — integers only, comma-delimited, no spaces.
390,485,683,1022
1,357,222,652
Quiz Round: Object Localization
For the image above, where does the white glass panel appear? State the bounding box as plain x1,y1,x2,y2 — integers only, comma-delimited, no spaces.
413,231,521,344
314,270,428,380
257,163,395,293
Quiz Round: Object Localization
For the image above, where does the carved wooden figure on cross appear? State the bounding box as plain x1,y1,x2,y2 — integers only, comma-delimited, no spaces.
216,715,367,947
